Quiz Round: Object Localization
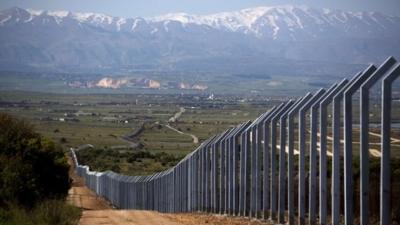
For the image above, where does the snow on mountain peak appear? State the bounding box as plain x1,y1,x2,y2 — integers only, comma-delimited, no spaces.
151,12,196,24
14,7,117,25
47,10,70,18
148,5,328,34
1,5,399,40
26,9,43,16
73,12,115,24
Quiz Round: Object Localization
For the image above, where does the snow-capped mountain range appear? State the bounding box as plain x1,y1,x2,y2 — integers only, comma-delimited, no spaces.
0,6,399,73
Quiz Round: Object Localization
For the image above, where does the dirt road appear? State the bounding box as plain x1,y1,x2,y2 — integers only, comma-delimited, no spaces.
166,107,199,144
78,210,270,225
168,107,185,123
67,158,112,210
165,124,199,144
79,210,182,225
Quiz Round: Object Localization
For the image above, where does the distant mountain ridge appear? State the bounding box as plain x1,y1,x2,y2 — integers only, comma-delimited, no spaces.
0,6,399,73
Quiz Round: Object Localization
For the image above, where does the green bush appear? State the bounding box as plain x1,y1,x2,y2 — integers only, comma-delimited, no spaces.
76,148,185,175
0,113,70,207
0,199,81,225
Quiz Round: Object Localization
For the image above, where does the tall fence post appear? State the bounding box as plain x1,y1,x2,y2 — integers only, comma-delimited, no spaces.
359,57,397,225
226,123,245,215
188,154,192,211
246,114,264,217
204,137,216,212
270,100,294,220
224,137,230,214
309,84,338,224
381,63,400,225
228,132,234,214
199,145,203,211
205,143,210,211
232,122,251,215
343,65,377,225
278,97,304,223
211,138,217,213
215,131,230,213
249,111,274,218
239,128,248,216
263,103,285,219
287,93,313,225
220,132,227,214
318,79,348,225
220,127,233,214
195,152,200,212
229,121,250,215
241,129,251,216
250,125,257,217
298,89,326,225
331,72,363,224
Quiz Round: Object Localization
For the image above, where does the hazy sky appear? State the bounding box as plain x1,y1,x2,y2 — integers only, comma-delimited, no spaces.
1,0,399,17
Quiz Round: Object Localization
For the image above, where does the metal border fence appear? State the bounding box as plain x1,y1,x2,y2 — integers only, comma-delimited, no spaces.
71,56,399,225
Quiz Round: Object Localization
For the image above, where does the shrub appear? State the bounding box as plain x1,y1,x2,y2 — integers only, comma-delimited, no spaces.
110,165,121,173
0,113,70,208
0,199,81,225
60,137,67,143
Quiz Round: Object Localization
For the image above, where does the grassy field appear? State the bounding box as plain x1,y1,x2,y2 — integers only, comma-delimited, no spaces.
0,91,277,174
1,90,399,175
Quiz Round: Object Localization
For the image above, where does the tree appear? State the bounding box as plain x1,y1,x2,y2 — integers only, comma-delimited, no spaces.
0,113,70,208
60,137,67,143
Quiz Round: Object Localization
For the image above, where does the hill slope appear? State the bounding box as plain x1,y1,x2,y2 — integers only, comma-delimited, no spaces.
0,6,399,73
